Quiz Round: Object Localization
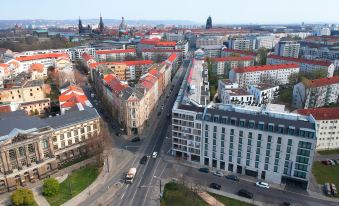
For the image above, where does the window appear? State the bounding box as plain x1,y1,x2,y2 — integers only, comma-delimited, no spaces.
288,139,292,146
43,139,48,149
268,136,272,142
274,166,278,172
264,164,268,170
277,137,282,144
239,131,243,137
258,134,262,140
60,134,64,140
230,129,234,135
67,132,71,138
258,123,264,130
255,162,259,168
268,124,274,132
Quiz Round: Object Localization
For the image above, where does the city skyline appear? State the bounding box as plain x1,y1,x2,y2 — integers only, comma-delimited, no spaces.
1,0,339,24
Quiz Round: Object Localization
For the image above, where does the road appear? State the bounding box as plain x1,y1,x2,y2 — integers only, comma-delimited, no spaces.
111,60,189,206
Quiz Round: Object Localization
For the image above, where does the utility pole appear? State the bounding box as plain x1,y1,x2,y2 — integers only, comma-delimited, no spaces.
106,155,109,173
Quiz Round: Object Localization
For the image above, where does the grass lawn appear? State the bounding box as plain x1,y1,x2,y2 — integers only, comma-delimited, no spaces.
161,182,208,206
312,161,339,197
45,165,100,206
208,192,254,206
318,148,339,155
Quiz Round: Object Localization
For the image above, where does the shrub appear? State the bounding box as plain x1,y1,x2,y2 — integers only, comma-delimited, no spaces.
11,188,35,206
43,178,60,196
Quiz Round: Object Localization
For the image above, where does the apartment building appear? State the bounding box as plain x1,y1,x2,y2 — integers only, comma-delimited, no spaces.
229,64,300,88
0,107,101,193
211,56,254,76
274,41,300,58
196,36,224,48
267,55,335,77
141,49,182,63
0,74,50,115
247,83,279,104
95,49,137,62
292,76,339,109
298,107,339,150
229,38,255,51
172,59,317,188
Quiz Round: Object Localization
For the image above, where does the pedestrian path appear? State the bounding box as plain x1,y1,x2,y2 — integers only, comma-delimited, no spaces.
32,187,50,206
198,191,225,206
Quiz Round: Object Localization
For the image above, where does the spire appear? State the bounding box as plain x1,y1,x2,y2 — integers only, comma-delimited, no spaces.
78,16,83,33
206,16,212,29
99,13,104,33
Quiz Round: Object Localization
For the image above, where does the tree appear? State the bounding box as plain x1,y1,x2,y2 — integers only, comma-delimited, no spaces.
257,47,268,65
11,188,35,206
42,178,60,196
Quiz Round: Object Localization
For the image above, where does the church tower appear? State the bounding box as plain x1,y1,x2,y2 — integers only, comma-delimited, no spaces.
99,13,104,34
78,17,83,33
206,16,212,29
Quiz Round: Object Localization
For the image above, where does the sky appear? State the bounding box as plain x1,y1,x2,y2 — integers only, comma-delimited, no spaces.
1,0,339,24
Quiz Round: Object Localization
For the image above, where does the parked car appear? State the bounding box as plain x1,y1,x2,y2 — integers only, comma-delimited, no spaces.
209,183,221,190
324,183,332,196
333,159,339,165
140,156,148,164
198,167,209,173
256,181,270,189
330,183,337,196
329,159,335,165
321,160,330,165
225,175,239,181
281,202,292,206
131,136,141,142
152,152,158,158
212,171,224,177
238,189,253,199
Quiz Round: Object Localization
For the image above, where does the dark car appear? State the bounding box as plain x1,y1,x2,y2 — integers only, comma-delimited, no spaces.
225,175,239,181
131,136,141,142
198,167,209,173
140,155,148,164
157,111,161,116
281,202,292,206
321,160,330,165
238,189,253,199
209,183,221,190
116,132,122,136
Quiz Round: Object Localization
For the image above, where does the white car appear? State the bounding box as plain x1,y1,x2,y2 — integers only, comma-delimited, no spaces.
212,171,224,177
255,181,270,189
152,152,158,158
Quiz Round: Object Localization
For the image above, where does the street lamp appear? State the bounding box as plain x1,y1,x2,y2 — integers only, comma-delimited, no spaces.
153,176,162,197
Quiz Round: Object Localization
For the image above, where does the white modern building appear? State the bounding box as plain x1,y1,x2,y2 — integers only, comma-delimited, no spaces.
274,41,300,58
196,36,224,48
229,38,255,51
229,64,300,88
247,83,279,104
211,56,254,76
292,76,339,109
220,88,254,104
267,55,335,77
298,107,339,150
95,49,137,62
172,61,317,188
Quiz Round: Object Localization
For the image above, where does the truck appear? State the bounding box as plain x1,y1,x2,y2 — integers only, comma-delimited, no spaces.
125,168,137,184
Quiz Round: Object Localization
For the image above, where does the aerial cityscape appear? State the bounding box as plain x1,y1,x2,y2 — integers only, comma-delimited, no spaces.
0,1,339,206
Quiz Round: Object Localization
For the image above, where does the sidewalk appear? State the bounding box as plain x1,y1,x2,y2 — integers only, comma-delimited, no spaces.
61,148,134,206
197,191,224,206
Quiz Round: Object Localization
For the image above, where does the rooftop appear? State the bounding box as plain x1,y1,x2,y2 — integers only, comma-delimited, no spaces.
225,88,251,96
96,49,136,55
298,107,339,120
15,53,69,62
303,76,339,88
268,54,332,67
233,63,299,73
250,83,278,90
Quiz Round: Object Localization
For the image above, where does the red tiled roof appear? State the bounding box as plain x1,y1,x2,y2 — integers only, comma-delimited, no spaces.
96,49,136,55
233,64,299,73
82,53,93,61
303,76,339,88
0,63,8,68
156,41,176,47
29,63,44,73
140,38,160,45
142,49,181,53
222,48,257,56
59,85,89,109
212,56,254,62
267,55,332,67
167,53,177,63
15,53,69,62
103,74,127,93
297,107,339,120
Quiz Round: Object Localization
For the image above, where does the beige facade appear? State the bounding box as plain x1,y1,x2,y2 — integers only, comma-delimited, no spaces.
0,108,101,193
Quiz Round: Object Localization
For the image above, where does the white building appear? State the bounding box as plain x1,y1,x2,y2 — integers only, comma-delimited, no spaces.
172,64,317,188
292,76,339,109
255,35,280,50
247,83,279,104
229,38,255,51
95,49,136,62
220,88,254,104
229,64,300,88
274,41,300,58
196,36,224,48
267,55,335,77
298,107,339,150
212,56,254,76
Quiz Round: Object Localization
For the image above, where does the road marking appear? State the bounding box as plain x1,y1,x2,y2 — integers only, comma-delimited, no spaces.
120,191,126,200
158,163,168,178
141,158,162,206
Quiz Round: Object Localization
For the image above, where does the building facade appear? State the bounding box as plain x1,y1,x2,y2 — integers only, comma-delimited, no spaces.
229,64,300,88
274,41,300,58
292,76,339,109
0,107,101,193
298,107,339,150
95,49,137,62
211,56,254,76
247,84,279,104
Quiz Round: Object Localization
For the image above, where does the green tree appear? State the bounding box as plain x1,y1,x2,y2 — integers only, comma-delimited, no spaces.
257,47,268,65
43,178,60,197
11,188,35,206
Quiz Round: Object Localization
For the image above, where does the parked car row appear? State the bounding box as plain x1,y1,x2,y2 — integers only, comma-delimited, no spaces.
324,182,337,196
321,159,339,166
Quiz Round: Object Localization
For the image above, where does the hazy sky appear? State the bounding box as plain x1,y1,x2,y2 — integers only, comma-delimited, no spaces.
1,0,339,24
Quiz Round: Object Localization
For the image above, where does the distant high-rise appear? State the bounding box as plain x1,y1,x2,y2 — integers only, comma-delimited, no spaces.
99,14,104,33
206,16,212,29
